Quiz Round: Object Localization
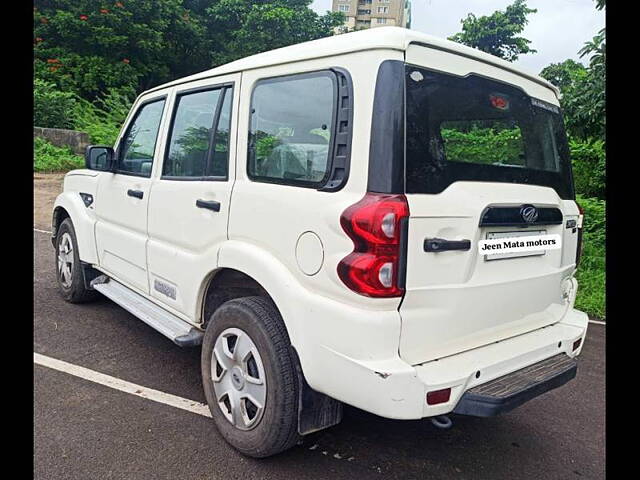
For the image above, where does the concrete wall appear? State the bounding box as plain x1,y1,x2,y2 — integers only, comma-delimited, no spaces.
34,127,90,155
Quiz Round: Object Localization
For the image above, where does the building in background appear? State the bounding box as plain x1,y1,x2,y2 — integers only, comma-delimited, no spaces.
333,0,411,31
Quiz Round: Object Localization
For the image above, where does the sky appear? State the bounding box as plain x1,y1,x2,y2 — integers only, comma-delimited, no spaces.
310,0,605,75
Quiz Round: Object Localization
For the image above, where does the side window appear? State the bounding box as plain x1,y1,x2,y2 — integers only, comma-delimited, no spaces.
248,72,336,187
163,86,233,179
119,99,166,176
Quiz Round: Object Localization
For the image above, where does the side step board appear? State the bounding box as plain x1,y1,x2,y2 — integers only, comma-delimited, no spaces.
91,276,203,347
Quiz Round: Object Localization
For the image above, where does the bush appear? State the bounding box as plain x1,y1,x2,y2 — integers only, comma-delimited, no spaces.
34,79,77,129
577,195,605,247
570,139,605,199
34,137,83,172
72,87,134,146
33,87,133,173
574,195,605,319
34,54,139,101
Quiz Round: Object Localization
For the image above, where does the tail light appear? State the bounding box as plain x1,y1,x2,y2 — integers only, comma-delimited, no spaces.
337,193,409,297
576,203,584,267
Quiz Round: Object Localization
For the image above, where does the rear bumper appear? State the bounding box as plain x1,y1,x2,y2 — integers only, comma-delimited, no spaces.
310,308,588,420
452,353,577,417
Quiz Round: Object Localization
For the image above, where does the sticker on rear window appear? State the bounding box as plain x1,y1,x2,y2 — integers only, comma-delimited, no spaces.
409,70,424,82
478,233,561,255
531,97,560,114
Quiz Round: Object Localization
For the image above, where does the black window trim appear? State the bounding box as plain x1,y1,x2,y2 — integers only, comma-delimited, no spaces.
247,68,352,191
368,59,405,194
115,95,167,178
160,82,235,182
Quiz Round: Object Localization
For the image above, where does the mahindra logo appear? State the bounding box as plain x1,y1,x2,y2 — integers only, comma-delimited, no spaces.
520,205,539,223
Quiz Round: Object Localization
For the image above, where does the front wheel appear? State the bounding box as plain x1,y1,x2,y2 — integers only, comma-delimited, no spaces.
201,296,300,458
55,218,99,303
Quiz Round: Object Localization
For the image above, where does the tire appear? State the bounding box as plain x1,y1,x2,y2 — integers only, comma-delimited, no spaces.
201,296,300,458
55,218,99,303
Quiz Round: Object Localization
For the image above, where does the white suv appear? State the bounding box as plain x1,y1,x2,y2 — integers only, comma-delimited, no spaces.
52,27,588,457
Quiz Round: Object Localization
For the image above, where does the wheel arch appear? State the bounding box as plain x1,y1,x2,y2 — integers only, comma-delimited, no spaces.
200,268,271,329
52,192,99,265
51,206,73,237
199,264,344,436
52,206,70,238
201,241,307,348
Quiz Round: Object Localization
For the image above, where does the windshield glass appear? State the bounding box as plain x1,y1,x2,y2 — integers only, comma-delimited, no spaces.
405,65,574,199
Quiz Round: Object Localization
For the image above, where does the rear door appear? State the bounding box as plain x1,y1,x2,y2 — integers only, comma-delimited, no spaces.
398,46,580,365
146,74,239,319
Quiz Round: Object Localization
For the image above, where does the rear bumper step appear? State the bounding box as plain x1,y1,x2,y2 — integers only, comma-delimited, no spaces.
453,354,577,417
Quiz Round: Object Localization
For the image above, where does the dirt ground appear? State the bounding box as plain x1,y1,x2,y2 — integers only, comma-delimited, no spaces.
34,173,65,231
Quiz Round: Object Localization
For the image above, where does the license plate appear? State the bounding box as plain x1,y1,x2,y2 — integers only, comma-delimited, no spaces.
484,230,546,261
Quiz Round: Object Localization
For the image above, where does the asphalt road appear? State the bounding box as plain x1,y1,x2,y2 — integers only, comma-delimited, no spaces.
34,230,605,479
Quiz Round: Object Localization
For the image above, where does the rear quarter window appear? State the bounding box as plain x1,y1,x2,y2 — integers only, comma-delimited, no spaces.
247,72,337,188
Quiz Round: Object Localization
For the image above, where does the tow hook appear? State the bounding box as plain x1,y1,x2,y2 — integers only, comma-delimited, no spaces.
430,415,453,430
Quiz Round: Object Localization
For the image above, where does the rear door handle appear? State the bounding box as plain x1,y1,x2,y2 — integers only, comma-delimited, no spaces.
424,238,471,252
127,189,144,199
196,199,221,212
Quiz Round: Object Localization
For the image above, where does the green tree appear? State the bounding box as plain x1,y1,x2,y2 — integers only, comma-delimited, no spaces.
201,0,344,67
539,59,587,93
571,28,605,140
540,59,588,138
34,1,343,99
540,3,605,141
34,0,209,98
448,0,537,62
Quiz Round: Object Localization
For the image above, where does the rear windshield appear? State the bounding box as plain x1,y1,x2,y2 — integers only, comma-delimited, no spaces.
405,65,574,199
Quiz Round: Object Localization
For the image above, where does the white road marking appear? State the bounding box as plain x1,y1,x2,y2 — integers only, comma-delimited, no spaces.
32,228,607,327
34,352,212,418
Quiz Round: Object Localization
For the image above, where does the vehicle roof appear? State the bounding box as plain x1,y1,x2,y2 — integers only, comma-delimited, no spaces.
147,27,558,96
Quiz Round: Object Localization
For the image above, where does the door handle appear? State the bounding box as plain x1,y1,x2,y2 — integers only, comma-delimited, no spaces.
127,189,144,199
424,237,471,252
196,199,221,212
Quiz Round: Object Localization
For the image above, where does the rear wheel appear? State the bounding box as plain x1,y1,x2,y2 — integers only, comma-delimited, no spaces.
201,296,300,458
55,218,99,303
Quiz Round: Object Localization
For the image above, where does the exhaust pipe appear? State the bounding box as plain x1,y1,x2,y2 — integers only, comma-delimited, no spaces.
430,415,453,430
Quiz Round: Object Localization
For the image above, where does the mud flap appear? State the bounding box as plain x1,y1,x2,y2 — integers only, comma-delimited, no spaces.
292,348,343,435
81,262,102,290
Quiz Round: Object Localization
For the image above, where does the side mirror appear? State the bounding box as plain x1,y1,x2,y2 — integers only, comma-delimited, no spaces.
85,145,115,171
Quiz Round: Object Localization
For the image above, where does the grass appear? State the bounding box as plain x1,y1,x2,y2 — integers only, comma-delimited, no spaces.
34,137,84,172
575,240,605,319
573,195,606,319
